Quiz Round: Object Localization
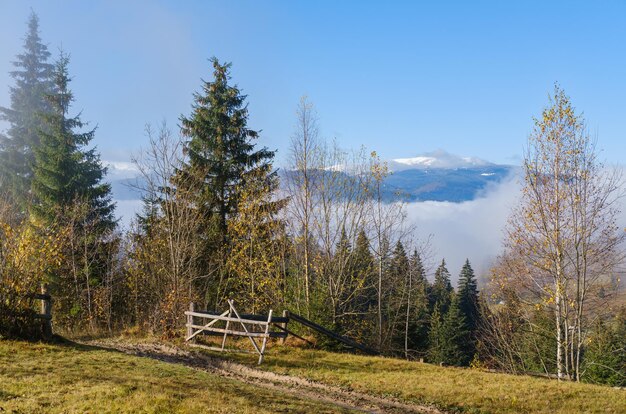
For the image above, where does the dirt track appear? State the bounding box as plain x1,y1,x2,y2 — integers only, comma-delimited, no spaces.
82,339,445,414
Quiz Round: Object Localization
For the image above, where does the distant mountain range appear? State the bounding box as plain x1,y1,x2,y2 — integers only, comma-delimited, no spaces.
383,150,517,202
382,165,515,202
107,150,519,206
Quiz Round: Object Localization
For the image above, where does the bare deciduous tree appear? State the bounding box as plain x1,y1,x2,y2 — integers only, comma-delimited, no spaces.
127,122,205,334
285,96,320,316
496,86,625,380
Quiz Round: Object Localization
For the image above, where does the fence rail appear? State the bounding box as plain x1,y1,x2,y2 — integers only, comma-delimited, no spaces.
288,312,379,355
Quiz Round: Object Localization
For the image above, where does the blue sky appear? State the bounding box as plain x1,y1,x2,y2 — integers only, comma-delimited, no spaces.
1,0,626,167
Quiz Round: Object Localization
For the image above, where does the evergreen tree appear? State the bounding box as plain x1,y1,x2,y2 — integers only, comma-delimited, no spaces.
352,229,375,311
457,259,480,331
427,305,445,363
441,293,470,365
390,241,409,287
430,259,453,314
28,53,115,328
30,52,114,230
457,259,481,360
326,226,353,336
427,293,469,366
0,11,54,211
389,241,409,351
350,229,376,341
176,58,274,245
583,311,626,386
407,250,430,355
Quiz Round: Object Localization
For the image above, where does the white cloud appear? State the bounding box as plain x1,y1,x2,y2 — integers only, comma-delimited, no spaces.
404,171,522,283
105,161,141,181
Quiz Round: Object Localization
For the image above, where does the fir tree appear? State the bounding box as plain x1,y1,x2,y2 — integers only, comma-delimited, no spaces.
0,11,54,210
457,259,481,354
390,241,409,289
407,250,429,355
430,259,453,314
389,240,409,351
176,58,274,245
582,309,626,386
427,305,445,363
427,293,469,366
441,293,470,365
352,229,375,314
30,52,115,231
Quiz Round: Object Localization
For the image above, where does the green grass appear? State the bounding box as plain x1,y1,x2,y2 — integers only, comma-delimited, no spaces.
211,344,626,414
0,339,352,414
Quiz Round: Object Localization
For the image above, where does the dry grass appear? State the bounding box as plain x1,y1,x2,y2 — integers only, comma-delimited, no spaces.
208,343,626,414
3,335,624,414
0,339,352,414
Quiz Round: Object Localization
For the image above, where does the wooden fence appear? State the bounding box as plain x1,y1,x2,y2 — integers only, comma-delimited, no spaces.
185,300,288,364
184,300,378,364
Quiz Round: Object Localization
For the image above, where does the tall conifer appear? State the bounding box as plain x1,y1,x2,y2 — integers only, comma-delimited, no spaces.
430,259,453,314
352,229,375,314
457,259,481,335
407,250,429,354
177,58,274,245
0,11,54,210
30,52,114,230
428,294,469,366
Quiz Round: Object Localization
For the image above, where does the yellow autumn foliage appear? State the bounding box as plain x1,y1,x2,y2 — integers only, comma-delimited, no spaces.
1,219,66,336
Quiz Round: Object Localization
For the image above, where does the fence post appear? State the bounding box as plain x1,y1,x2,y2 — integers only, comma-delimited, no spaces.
258,309,273,365
187,302,196,342
280,310,289,345
41,283,52,338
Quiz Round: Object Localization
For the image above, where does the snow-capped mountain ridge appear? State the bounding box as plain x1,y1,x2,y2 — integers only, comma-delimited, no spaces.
389,149,493,171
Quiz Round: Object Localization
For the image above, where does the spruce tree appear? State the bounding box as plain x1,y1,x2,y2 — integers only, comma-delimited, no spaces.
408,250,429,354
29,53,115,327
457,259,481,345
176,58,274,245
441,293,470,365
332,227,352,332
427,294,469,366
30,52,114,230
390,241,409,286
0,11,54,210
430,259,453,314
352,229,375,314
427,305,445,363
583,311,626,386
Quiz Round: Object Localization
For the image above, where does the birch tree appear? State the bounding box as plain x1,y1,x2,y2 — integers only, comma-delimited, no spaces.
500,85,625,380
285,96,320,316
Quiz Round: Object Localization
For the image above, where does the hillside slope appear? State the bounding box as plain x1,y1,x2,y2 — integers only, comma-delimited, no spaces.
0,340,353,414
2,338,624,414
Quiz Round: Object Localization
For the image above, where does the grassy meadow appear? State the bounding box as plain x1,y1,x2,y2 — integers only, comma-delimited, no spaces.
0,339,350,414
213,343,626,414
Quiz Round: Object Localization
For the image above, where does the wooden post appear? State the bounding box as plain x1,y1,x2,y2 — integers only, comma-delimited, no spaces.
221,307,233,351
187,302,196,342
280,310,289,345
258,309,273,365
41,283,52,338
